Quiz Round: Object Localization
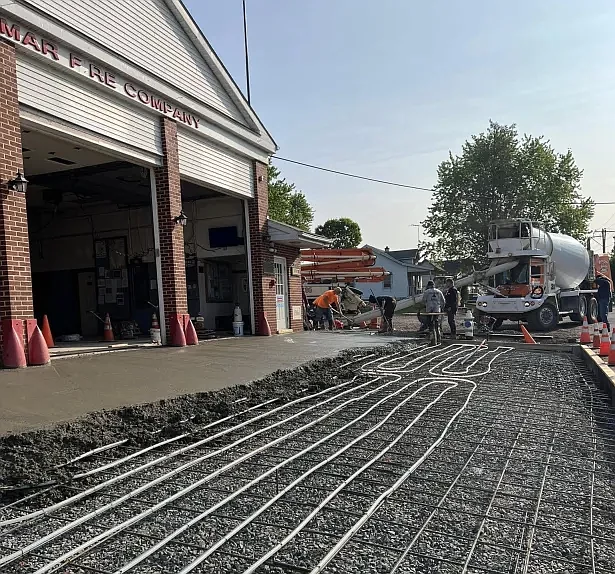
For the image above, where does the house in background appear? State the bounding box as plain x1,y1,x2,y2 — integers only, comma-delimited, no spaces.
356,245,436,300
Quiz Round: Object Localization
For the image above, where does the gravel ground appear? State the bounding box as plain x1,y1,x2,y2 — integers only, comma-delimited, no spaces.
1,342,614,574
388,312,583,344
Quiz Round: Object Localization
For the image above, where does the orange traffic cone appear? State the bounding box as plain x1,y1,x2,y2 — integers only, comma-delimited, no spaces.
103,313,114,342
41,315,55,348
151,313,159,330
520,324,537,345
592,323,601,349
608,329,615,367
599,324,610,357
579,316,591,344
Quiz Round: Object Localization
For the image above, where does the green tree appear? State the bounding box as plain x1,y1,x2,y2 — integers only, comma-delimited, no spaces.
422,121,594,265
315,218,362,248
267,165,314,231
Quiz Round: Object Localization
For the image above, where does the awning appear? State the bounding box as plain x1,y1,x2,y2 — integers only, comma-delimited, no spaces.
268,219,331,249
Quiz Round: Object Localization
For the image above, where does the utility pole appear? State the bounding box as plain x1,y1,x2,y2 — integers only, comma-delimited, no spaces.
602,228,607,254
242,0,251,105
409,224,420,248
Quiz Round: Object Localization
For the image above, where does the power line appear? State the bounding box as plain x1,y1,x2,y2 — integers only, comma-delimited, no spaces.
271,155,615,204
272,156,434,191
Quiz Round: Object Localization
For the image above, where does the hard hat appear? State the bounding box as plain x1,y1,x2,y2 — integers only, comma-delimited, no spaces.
333,287,342,294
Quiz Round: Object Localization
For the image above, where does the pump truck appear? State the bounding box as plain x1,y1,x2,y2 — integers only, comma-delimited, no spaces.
350,218,600,332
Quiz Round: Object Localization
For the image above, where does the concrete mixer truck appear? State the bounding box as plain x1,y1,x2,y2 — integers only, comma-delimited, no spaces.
473,219,597,331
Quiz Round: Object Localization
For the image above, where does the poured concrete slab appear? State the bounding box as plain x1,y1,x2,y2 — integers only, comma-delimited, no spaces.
0,331,403,436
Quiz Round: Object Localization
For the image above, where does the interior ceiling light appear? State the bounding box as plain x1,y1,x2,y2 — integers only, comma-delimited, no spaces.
47,157,76,165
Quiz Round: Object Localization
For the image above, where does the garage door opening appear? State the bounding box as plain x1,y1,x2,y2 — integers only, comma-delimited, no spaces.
25,130,160,345
181,181,251,335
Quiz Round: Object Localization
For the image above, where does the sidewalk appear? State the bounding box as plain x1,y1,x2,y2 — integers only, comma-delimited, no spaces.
0,331,397,436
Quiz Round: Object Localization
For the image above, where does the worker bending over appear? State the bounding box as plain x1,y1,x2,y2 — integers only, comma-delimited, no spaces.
422,280,445,332
443,278,459,339
313,287,342,330
369,294,397,332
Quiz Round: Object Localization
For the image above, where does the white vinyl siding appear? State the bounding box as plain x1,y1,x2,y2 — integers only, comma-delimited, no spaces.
177,129,253,198
16,54,161,157
33,0,248,125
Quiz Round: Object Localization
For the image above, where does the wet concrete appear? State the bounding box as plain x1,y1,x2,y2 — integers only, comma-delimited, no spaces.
0,331,403,436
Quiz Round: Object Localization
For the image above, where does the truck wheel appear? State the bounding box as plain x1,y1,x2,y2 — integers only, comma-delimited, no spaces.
588,297,598,324
529,303,559,331
492,319,503,330
570,295,587,323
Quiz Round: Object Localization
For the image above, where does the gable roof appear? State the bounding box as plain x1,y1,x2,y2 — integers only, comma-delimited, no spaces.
363,245,433,273
387,248,419,262
169,0,277,149
8,0,276,154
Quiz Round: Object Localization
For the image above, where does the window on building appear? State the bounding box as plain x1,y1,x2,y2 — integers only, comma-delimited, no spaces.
383,273,392,289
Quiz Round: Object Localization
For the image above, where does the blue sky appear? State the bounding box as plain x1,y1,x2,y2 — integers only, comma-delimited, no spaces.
186,0,615,252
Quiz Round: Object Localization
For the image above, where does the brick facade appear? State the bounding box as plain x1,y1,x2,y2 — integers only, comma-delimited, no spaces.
0,40,34,357
247,161,276,334
154,117,188,340
275,244,303,332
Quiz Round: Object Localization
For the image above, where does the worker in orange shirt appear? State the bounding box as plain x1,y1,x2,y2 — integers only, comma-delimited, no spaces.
313,287,342,330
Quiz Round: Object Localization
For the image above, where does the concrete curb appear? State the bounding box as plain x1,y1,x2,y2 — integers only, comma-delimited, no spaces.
575,345,615,406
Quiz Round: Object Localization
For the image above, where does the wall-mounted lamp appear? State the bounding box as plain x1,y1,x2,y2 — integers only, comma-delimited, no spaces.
7,170,28,193
173,210,188,226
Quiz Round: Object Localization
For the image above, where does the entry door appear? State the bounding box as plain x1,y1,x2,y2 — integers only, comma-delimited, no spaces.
274,256,289,332
78,271,99,337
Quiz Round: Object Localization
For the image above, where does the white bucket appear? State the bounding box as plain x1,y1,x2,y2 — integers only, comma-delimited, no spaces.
232,321,244,336
150,328,162,344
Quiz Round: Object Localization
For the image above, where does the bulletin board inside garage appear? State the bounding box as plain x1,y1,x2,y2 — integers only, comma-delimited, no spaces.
205,260,233,302
95,237,130,320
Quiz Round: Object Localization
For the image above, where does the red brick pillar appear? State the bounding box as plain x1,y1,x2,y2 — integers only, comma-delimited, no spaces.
0,40,35,365
153,118,188,344
278,245,303,332
248,161,276,334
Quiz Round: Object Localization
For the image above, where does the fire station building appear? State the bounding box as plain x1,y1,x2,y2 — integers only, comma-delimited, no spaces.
0,0,318,364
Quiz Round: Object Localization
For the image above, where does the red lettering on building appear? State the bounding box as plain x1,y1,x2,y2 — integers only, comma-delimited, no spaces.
192,116,200,129
104,72,117,89
89,64,104,83
69,53,82,69
150,96,164,112
41,40,59,61
163,102,173,114
22,32,40,52
172,107,183,121
0,18,21,41
183,113,193,127
124,83,137,98
137,90,150,104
